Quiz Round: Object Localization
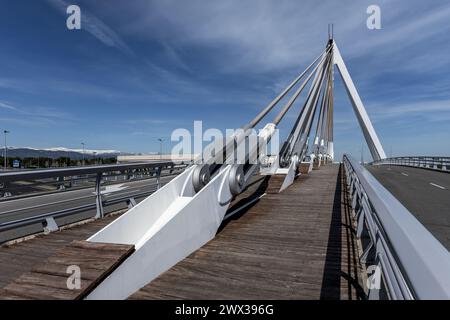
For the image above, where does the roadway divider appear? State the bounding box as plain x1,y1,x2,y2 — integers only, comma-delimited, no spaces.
371,156,450,172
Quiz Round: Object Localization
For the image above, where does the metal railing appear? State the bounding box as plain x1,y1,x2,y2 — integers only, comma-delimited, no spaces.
0,161,188,239
343,154,450,300
371,156,450,172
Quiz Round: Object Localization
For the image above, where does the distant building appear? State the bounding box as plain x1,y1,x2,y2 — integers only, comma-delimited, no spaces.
117,154,198,163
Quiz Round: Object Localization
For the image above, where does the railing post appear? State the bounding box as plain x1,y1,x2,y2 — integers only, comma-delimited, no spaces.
127,197,137,209
367,260,381,300
156,166,162,190
1,182,12,198
43,217,59,234
57,176,65,190
94,172,104,219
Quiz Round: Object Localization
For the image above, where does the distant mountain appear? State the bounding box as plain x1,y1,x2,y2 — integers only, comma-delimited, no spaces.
3,147,129,160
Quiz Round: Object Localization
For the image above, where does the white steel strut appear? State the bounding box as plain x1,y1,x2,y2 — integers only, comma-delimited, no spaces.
333,43,386,160
86,124,276,299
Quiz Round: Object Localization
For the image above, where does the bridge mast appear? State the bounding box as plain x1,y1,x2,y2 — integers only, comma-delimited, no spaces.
332,41,386,160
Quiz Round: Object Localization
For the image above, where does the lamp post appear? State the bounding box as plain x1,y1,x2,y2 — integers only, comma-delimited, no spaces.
360,142,364,165
81,142,85,166
4,130,9,170
158,138,164,160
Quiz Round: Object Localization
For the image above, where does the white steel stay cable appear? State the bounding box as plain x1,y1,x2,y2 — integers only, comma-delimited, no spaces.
280,55,328,157
327,52,334,150
283,52,332,163
292,55,331,161
242,52,330,171
243,46,331,131
221,49,328,189
205,47,330,170
295,57,331,161
197,46,332,190
232,48,332,176
316,53,333,153
237,54,326,165
319,60,333,153
272,47,332,126
312,68,330,155
320,59,333,157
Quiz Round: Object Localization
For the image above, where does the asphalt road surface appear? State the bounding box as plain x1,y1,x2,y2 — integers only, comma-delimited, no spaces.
0,175,177,243
367,165,450,250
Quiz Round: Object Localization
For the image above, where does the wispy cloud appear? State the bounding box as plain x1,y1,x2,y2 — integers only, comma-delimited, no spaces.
125,119,169,125
0,100,75,127
370,99,450,122
0,101,18,111
3,0,450,156
46,0,135,57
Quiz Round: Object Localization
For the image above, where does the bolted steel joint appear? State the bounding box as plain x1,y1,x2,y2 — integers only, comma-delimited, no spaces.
192,164,211,193
228,164,245,196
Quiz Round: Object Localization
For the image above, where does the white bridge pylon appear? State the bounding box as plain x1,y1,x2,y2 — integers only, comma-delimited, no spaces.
333,43,386,160
85,38,385,299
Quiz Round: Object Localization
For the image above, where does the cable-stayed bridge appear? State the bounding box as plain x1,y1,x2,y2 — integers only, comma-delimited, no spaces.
0,38,449,300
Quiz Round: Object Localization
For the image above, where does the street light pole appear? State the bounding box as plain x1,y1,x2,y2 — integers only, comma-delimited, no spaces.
4,130,9,170
158,138,164,160
81,142,85,166
360,142,364,165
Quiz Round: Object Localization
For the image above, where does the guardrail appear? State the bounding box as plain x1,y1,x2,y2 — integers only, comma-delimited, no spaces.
371,156,450,172
0,161,188,240
343,154,450,300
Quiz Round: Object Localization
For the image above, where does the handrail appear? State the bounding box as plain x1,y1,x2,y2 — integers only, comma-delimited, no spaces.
0,187,157,233
0,161,181,183
371,156,450,172
343,154,450,299
0,161,188,242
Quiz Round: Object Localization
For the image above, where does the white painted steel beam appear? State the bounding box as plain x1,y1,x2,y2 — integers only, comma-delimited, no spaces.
333,43,386,160
86,123,277,299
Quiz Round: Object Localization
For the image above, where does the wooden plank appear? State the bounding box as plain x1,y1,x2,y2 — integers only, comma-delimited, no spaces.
0,212,123,290
265,174,286,194
0,240,134,300
130,164,365,300
32,263,105,281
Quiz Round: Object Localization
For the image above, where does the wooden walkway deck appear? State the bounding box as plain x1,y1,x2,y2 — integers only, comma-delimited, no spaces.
130,164,365,300
0,240,134,300
0,164,365,300
0,212,124,290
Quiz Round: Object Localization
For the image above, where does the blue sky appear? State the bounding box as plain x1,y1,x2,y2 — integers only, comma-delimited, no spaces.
1,0,450,160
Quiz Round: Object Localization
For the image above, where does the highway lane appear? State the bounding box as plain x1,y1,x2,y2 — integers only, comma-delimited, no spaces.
0,175,177,243
367,165,450,250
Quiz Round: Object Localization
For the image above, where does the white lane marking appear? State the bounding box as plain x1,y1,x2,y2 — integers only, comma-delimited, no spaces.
0,194,94,215
92,184,128,195
429,183,446,190
1,174,174,204
105,189,143,199
401,173,409,176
